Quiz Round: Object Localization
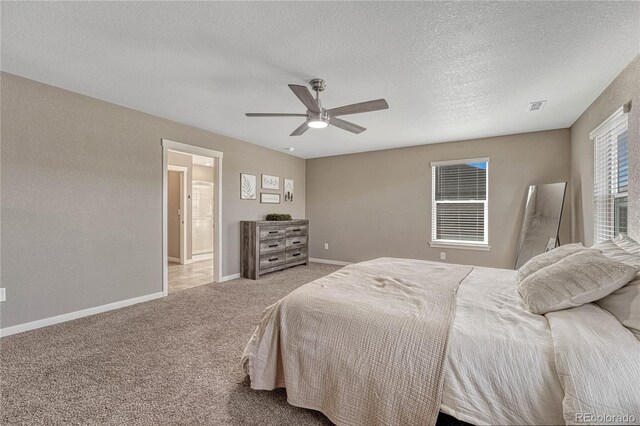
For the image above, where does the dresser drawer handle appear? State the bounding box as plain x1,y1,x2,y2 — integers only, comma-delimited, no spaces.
268,244,278,248
292,253,301,257
268,231,279,234
292,228,301,232
293,241,301,245
268,257,279,262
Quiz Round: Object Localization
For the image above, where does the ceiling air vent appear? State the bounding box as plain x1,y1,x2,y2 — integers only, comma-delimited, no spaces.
527,100,547,112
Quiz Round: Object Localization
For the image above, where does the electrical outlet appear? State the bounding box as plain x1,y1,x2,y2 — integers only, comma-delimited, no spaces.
440,252,446,260
0,288,5,302
324,243,329,250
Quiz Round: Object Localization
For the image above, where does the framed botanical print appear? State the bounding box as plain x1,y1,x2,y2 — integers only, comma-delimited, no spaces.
240,174,257,200
261,174,280,190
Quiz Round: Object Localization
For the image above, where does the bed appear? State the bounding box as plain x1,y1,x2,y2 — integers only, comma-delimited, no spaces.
242,257,640,426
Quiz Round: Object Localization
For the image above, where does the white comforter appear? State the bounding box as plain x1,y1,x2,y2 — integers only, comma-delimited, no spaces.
545,304,640,425
245,260,640,425
442,266,565,425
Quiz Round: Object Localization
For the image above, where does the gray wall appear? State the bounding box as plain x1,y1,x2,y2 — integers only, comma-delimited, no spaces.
306,129,571,269
570,55,640,245
1,72,305,328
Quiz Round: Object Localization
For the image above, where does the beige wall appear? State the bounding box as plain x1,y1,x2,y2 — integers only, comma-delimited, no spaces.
570,55,640,245
167,151,194,259
1,72,305,329
306,129,571,269
167,170,181,259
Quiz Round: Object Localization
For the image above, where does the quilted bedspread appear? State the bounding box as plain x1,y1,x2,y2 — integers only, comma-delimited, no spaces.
242,257,473,426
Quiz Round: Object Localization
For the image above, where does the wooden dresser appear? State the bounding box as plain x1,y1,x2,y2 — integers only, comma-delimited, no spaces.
241,220,309,279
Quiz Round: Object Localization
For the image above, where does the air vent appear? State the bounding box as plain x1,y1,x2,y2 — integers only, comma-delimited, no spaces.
527,100,547,112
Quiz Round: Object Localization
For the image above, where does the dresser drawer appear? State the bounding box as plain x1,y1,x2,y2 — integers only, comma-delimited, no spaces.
259,252,287,269
286,248,308,261
259,238,285,254
286,225,307,237
260,228,286,240
286,235,307,249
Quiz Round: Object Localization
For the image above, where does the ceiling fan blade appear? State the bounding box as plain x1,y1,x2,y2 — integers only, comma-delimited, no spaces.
246,113,307,117
326,99,389,116
290,120,310,136
329,117,366,134
288,84,320,114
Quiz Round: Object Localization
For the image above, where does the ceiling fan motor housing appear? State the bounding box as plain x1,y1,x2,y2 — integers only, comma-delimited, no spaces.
310,78,326,92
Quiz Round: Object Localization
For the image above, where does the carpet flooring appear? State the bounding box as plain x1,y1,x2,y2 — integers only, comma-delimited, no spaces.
1,262,468,425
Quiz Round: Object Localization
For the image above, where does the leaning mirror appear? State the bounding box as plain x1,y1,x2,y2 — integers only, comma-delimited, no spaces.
515,182,567,269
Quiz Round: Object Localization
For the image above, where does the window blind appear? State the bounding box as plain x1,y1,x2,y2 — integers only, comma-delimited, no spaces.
591,107,629,243
431,159,488,246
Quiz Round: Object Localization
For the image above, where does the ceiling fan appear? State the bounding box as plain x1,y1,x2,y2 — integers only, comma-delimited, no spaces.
245,78,389,136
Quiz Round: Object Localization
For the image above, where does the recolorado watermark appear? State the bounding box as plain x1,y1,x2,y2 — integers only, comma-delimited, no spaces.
575,413,637,424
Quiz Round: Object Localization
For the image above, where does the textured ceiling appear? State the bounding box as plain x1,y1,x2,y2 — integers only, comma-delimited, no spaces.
2,2,639,158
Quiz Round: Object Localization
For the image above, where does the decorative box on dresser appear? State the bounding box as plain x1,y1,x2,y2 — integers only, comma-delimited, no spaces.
241,220,309,279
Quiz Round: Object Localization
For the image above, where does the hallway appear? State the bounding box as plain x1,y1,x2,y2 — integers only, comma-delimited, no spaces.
168,259,214,294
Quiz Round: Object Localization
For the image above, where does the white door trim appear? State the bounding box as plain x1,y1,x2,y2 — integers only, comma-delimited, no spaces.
167,165,188,265
162,139,223,297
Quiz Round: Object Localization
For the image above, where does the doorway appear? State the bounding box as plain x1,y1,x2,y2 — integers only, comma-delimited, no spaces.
162,139,223,296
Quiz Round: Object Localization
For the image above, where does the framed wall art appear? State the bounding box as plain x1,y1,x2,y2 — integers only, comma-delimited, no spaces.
261,174,280,190
240,173,257,200
260,193,280,204
284,178,294,203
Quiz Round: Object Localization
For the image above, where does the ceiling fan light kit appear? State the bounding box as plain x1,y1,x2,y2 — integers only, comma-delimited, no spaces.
307,119,328,129
245,78,389,136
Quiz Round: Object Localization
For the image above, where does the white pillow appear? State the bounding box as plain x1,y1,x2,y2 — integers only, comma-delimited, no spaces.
613,234,640,254
516,243,588,284
592,240,640,267
594,239,640,339
518,250,639,314
597,275,640,340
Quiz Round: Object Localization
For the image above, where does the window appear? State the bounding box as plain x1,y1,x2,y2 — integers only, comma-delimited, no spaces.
591,106,629,243
431,158,489,250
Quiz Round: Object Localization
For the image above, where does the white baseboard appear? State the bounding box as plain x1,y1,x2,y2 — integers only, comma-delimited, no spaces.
0,291,164,338
309,258,352,266
220,273,241,282
168,256,181,263
192,253,214,262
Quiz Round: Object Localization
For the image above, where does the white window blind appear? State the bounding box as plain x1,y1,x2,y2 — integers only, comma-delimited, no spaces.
431,158,489,248
591,106,629,244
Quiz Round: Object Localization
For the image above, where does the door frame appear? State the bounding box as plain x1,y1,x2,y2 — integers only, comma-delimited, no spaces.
162,139,223,296
167,165,188,265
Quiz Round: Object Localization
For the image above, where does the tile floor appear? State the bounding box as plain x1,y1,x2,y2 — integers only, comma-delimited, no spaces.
168,259,215,294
